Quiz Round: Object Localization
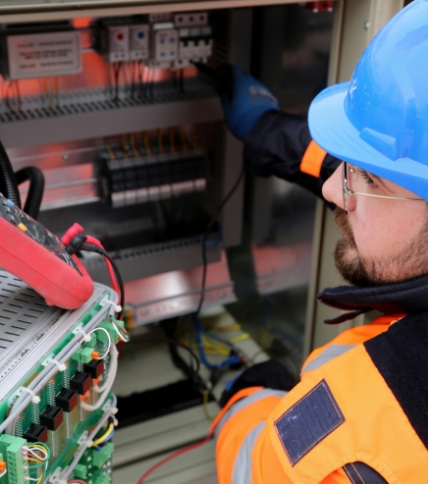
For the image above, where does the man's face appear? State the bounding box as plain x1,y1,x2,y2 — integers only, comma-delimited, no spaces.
322,163,428,286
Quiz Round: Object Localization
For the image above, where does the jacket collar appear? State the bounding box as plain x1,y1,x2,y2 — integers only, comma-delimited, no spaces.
317,274,428,324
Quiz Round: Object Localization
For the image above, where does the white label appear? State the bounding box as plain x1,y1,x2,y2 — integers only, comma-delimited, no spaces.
154,29,178,62
7,31,81,80
130,24,149,60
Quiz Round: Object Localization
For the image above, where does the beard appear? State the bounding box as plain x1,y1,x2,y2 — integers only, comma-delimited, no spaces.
334,207,428,287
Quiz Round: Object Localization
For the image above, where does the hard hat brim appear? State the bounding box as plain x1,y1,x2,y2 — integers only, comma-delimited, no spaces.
308,81,428,200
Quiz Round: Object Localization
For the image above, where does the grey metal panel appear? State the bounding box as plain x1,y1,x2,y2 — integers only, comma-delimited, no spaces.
0,271,63,373
0,1,330,24
83,239,222,284
221,8,253,248
250,178,274,242
123,251,235,326
0,95,222,149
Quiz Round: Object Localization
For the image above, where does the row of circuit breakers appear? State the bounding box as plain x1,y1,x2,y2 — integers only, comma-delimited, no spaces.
0,11,213,80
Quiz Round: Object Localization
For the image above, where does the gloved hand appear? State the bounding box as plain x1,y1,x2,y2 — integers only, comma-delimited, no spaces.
221,65,280,141
219,359,297,407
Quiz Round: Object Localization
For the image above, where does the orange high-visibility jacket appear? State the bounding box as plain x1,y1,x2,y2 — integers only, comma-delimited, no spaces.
213,314,428,483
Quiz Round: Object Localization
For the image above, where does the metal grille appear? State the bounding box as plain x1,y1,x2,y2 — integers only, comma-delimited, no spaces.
0,270,63,375
0,81,216,124
82,237,204,270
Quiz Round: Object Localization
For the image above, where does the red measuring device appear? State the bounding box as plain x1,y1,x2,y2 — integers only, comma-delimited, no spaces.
0,192,93,309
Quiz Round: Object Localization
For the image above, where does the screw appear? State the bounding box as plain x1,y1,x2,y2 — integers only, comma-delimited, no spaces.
364,21,370,30
63,154,69,161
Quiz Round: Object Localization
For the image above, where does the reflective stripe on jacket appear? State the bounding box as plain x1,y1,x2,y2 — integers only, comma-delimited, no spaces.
213,314,428,484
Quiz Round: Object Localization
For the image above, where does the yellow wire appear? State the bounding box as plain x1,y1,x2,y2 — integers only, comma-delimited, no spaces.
203,391,215,421
45,78,52,109
27,444,49,458
192,124,198,149
55,77,60,103
105,141,115,161
179,127,188,151
121,136,129,159
92,423,114,447
130,134,139,157
211,324,242,332
143,132,152,155
229,333,250,344
38,470,44,484
157,129,164,153
170,127,176,152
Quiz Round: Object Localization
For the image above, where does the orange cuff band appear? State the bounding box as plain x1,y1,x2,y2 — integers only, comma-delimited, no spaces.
300,140,328,178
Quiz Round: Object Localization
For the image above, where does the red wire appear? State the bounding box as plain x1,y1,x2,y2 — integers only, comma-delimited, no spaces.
136,431,214,484
61,224,121,303
85,235,120,301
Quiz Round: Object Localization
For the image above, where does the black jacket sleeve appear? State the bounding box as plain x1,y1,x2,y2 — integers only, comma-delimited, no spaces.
243,110,341,200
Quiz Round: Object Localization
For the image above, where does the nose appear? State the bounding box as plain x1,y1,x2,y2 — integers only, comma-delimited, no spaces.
322,163,346,209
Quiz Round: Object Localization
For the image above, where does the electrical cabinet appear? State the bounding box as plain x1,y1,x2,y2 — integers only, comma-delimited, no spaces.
0,0,405,483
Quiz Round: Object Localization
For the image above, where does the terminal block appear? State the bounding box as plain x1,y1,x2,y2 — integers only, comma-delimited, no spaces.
92,442,114,468
72,347,96,364
100,148,207,208
0,435,29,484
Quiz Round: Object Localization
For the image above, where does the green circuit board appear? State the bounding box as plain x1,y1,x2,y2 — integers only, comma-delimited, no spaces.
0,280,124,484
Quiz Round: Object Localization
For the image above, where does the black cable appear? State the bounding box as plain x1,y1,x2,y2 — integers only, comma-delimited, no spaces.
160,319,207,392
179,69,184,93
194,166,245,319
0,139,21,207
130,336,201,374
14,81,22,111
113,63,121,101
81,243,125,317
130,61,136,98
15,166,44,219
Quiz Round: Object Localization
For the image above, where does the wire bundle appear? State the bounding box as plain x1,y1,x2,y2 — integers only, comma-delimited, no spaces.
24,442,50,484
92,418,115,451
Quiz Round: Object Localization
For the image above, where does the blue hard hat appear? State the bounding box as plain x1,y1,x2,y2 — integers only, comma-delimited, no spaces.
308,0,428,200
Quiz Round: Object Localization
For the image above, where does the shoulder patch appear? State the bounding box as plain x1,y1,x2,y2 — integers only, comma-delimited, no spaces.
274,379,345,465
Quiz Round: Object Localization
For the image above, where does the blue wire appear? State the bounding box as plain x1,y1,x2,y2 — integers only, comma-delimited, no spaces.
199,322,235,347
194,225,222,249
95,429,115,451
195,319,240,370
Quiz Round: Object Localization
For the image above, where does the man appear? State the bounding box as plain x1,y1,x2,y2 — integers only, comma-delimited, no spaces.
213,0,428,482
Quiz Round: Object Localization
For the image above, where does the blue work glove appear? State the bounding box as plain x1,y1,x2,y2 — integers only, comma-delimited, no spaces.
222,65,280,141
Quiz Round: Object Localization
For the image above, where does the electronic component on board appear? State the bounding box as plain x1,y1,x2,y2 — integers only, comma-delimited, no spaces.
56,388,78,413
